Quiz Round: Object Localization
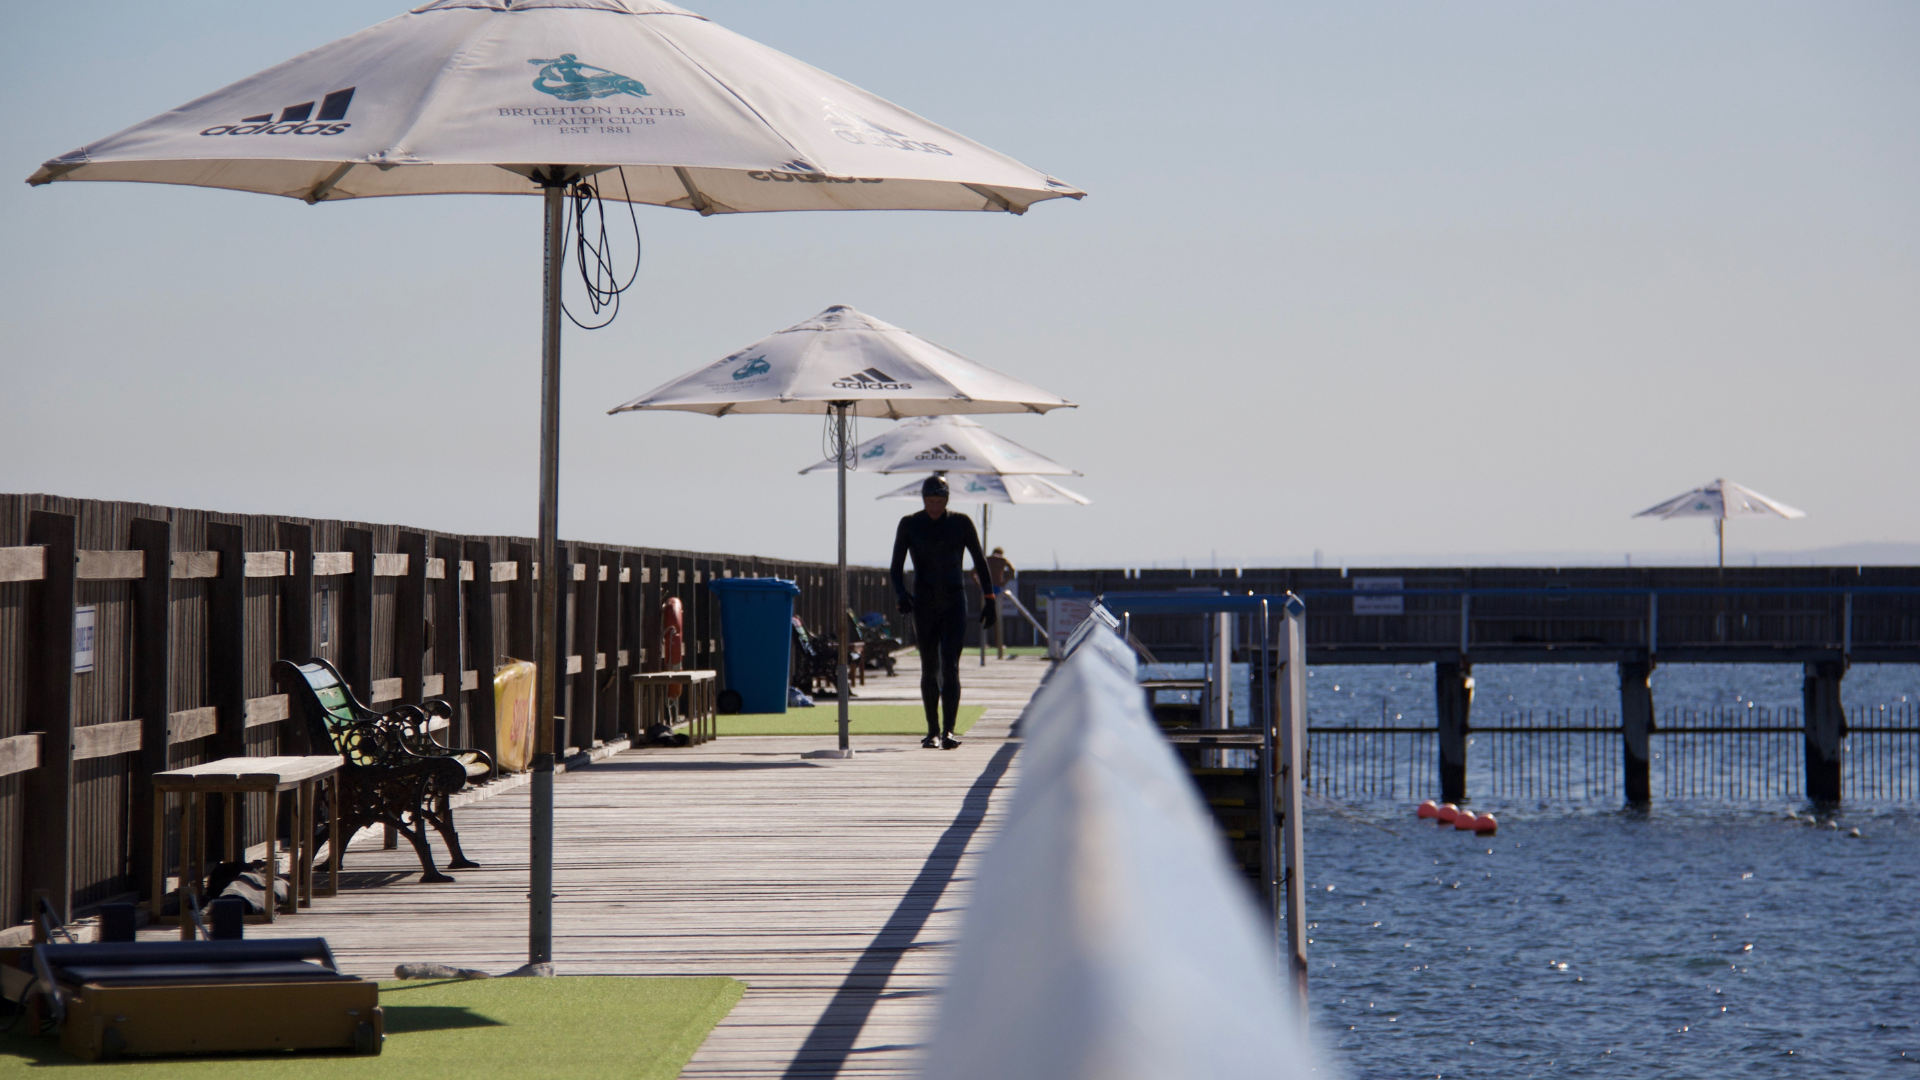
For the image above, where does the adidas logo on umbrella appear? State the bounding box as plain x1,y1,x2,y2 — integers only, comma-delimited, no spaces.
201,88,356,137
914,443,967,461
831,367,913,390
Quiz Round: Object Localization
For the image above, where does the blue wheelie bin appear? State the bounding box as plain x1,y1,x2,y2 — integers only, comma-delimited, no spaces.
708,577,801,714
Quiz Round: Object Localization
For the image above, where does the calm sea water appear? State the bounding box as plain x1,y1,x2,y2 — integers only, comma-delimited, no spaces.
1305,805,1919,1078
1140,662,1920,1077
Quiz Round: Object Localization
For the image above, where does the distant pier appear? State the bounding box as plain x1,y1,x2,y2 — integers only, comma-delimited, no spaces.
1016,566,1920,806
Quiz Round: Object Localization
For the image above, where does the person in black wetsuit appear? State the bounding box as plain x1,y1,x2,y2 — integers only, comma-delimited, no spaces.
890,474,997,749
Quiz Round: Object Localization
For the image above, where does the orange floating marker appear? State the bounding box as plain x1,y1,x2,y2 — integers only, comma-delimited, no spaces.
1416,800,1439,819
1472,813,1498,834
1436,803,1460,824
1453,810,1479,831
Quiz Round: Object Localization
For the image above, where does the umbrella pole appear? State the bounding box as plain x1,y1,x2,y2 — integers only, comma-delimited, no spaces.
836,403,852,754
527,178,566,975
1717,518,1725,572
979,503,988,666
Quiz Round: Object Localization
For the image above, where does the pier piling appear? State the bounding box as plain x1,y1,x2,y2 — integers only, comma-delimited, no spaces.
1803,660,1846,805
1435,661,1473,803
1619,659,1655,806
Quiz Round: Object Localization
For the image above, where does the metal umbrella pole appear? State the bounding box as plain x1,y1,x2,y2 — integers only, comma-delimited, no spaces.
979,503,989,666
525,173,569,976
835,402,852,756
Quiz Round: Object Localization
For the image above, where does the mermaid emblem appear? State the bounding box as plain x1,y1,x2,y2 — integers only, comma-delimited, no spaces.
528,54,649,101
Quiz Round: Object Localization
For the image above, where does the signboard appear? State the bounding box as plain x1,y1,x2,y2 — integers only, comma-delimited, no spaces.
1047,595,1093,658
73,606,97,673
1352,577,1404,616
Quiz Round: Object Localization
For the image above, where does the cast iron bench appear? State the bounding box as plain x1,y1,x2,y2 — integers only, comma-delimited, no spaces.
273,658,491,884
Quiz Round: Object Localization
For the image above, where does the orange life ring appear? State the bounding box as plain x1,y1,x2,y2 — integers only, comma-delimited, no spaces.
660,596,685,697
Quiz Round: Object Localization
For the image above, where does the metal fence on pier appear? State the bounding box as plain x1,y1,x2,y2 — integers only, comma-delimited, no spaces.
1307,702,1920,806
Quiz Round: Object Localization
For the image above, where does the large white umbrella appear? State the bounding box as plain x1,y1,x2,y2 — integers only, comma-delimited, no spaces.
610,304,1074,752
29,0,1080,974
1634,478,1806,568
800,415,1079,476
877,472,1091,505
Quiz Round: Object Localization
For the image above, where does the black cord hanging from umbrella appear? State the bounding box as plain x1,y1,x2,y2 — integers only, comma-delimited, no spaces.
561,168,642,330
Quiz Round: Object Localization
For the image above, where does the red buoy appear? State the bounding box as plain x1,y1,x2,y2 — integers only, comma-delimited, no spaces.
1416,800,1439,819
1436,803,1460,824
1472,813,1498,834
1453,810,1479,831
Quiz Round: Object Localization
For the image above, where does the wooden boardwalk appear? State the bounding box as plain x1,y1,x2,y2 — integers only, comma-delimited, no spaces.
176,651,1050,1078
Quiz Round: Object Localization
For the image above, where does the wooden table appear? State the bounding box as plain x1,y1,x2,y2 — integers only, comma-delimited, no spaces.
632,671,718,745
152,755,342,925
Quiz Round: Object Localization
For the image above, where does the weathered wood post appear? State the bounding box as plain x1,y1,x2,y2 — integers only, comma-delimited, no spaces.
278,522,315,674
570,547,599,749
596,556,621,744
1619,658,1655,806
463,540,498,756
1803,659,1846,805
507,542,534,662
340,528,375,701
204,521,249,860
433,536,464,739
396,532,428,706
128,517,174,900
554,543,574,753
1435,661,1473,804
24,510,78,923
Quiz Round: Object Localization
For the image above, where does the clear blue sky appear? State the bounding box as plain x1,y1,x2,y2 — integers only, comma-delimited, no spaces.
3,1,1915,568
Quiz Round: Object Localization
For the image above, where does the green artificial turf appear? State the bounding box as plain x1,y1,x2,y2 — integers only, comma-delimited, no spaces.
0,976,743,1078
717,703,983,736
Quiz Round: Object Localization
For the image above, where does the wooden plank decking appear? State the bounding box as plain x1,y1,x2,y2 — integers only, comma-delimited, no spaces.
175,651,1050,1078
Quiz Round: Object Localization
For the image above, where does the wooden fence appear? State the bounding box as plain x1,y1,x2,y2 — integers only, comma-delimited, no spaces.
0,492,893,932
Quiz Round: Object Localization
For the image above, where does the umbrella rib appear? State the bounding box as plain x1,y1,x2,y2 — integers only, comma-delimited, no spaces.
379,14,510,170
303,162,357,204
963,183,1023,216
643,25,810,167
673,167,719,215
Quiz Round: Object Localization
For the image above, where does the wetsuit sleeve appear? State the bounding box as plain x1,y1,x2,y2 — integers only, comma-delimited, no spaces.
890,517,911,600
963,517,993,596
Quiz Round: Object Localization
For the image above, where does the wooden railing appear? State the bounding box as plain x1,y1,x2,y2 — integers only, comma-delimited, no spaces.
0,492,893,932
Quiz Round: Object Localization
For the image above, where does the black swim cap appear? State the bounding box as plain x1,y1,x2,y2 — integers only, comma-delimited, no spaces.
921,474,949,498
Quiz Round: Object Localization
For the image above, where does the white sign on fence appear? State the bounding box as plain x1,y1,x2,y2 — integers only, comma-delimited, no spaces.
73,606,97,673
1353,576,1404,615
1046,595,1092,657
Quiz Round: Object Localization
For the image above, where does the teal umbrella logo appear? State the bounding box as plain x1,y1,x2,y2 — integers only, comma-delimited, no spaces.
529,55,649,101
731,355,771,380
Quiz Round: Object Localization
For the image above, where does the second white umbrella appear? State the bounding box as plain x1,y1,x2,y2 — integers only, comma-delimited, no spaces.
610,305,1074,754
878,473,1091,505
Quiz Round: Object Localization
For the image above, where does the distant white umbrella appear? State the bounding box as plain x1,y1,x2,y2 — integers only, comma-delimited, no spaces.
610,305,1074,752
800,415,1078,476
1634,478,1806,568
878,472,1092,505
610,306,1075,418
29,0,1080,974
802,413,1086,668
